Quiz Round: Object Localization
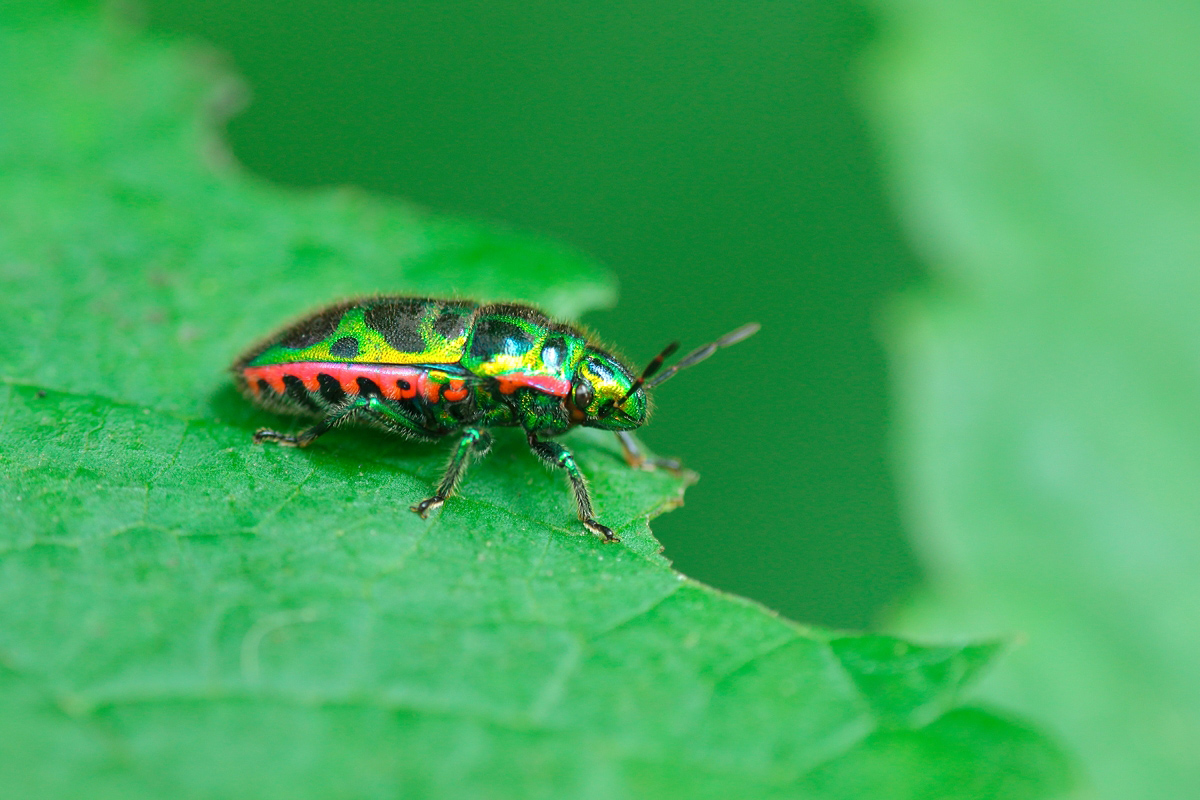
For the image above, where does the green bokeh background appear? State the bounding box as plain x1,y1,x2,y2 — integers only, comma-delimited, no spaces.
146,0,921,628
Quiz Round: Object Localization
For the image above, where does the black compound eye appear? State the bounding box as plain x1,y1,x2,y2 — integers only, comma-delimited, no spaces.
573,380,595,410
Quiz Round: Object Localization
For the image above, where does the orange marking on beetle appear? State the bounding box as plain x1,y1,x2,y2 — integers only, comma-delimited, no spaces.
443,380,469,403
421,375,441,403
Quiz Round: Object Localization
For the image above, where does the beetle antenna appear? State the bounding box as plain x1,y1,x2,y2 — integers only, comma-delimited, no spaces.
643,322,760,390
618,341,680,405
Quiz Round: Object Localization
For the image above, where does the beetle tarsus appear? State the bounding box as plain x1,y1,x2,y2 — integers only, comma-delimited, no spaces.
254,427,302,447
584,518,620,543
410,497,443,518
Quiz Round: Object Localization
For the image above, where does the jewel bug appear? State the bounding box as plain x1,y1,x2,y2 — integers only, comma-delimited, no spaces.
233,297,758,542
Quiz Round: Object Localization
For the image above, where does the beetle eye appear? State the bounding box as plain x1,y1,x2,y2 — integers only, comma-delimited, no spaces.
573,380,595,410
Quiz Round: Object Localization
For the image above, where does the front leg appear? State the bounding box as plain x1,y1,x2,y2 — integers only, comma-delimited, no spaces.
411,427,493,518
615,431,682,471
526,433,618,542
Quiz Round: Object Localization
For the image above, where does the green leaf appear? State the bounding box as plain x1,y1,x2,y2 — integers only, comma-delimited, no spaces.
0,5,1070,798
869,1,1200,798
829,636,1001,730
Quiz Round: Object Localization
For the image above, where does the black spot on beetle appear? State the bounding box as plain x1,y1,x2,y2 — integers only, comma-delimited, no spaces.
396,378,412,391
548,319,587,338
356,376,383,397
471,316,533,361
276,302,354,350
364,299,428,353
282,374,321,411
317,373,346,404
432,303,474,340
586,357,618,384
482,303,551,328
329,336,359,359
257,378,270,394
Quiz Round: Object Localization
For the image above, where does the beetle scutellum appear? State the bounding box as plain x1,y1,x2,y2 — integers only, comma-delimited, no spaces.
233,297,758,542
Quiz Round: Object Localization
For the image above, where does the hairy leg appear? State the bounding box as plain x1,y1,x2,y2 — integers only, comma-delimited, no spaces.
527,433,617,542
253,403,360,447
253,395,433,448
411,427,493,518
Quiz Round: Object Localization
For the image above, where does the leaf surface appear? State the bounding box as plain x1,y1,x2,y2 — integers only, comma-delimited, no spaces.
0,4,1069,798
869,1,1200,798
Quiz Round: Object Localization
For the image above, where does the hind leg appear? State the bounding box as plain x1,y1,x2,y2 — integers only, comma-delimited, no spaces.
254,404,358,447
253,395,432,448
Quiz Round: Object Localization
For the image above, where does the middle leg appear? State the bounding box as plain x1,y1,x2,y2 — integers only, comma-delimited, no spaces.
410,427,493,518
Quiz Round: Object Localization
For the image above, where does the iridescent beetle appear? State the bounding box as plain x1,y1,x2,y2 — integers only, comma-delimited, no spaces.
233,297,758,542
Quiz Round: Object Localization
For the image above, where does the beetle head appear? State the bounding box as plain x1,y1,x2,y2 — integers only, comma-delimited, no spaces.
565,349,648,431
566,322,761,432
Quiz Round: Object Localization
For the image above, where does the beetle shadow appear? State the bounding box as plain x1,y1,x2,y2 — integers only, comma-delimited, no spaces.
209,383,267,429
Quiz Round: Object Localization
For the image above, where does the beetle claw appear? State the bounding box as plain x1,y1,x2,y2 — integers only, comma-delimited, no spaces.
253,428,303,447
584,519,620,543
410,497,443,519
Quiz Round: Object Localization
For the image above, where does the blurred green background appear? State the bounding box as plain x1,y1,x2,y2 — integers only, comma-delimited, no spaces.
145,0,921,629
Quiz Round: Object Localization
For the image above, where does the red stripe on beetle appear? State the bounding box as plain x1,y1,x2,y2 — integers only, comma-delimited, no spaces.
243,362,453,403
243,363,570,402
494,373,571,396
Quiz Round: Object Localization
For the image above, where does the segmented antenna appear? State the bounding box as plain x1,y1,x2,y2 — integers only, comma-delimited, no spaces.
643,322,761,391
618,341,681,405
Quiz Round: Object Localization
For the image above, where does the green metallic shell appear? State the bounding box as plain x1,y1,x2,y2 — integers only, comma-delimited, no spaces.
245,299,477,368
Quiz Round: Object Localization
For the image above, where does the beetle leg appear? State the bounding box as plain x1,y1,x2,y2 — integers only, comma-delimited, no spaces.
411,427,492,518
526,433,618,542
253,401,360,447
254,395,433,448
358,396,438,441
614,431,682,472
